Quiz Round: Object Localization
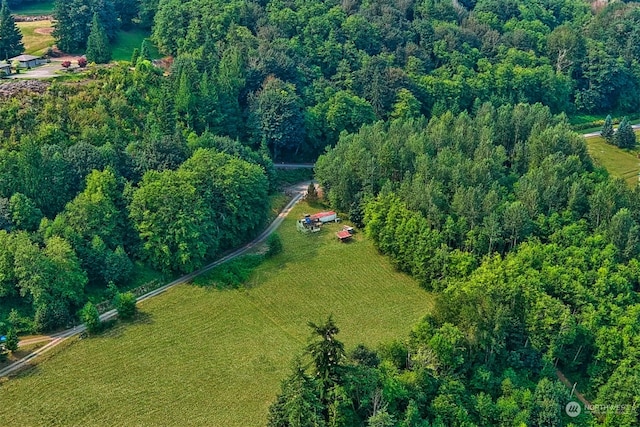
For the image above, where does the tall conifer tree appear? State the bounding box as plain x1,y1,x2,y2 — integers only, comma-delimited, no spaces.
0,0,24,60
601,114,614,144
85,13,111,64
615,116,637,149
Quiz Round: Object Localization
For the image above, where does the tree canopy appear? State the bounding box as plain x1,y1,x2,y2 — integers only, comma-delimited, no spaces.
0,0,23,60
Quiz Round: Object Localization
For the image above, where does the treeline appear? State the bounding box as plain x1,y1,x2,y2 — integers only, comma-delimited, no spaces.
310,104,640,425
51,0,156,53
0,64,273,333
270,240,640,425
270,315,592,426
148,0,640,160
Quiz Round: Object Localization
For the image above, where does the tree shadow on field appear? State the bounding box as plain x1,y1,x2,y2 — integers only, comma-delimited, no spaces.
131,311,153,325
1,362,40,381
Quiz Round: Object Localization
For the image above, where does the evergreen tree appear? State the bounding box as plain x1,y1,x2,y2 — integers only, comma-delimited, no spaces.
130,47,139,65
140,39,150,61
306,182,318,204
92,0,119,41
614,116,637,149
53,0,93,53
4,328,18,352
0,0,24,60
306,316,345,397
85,13,111,64
267,361,326,427
601,114,614,144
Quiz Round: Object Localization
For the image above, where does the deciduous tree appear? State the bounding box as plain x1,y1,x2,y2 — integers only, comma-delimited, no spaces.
249,76,305,162
80,301,101,334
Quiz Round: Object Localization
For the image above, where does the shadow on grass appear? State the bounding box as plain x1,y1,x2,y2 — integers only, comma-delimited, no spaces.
192,255,265,290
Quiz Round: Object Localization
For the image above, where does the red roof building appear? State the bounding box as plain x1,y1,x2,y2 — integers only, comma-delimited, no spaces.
336,230,352,241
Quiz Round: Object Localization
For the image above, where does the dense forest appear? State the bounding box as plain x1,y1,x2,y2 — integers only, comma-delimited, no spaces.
146,0,640,160
0,64,273,333
308,104,639,425
49,0,640,161
0,0,639,425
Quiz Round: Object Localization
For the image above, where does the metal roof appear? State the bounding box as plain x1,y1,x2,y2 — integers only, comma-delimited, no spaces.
310,211,336,220
9,55,40,62
336,230,351,239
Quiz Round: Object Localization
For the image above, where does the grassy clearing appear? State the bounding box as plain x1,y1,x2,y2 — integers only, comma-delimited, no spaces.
17,20,54,56
10,0,54,15
111,28,161,62
0,202,431,427
585,132,640,186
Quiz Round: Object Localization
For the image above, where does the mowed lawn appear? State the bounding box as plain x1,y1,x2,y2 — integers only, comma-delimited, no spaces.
17,20,54,56
0,202,432,427
10,0,54,15
112,28,161,61
585,132,640,186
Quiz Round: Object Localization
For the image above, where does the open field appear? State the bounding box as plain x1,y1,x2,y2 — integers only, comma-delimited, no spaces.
111,28,161,61
10,0,54,15
0,202,432,427
585,132,640,186
17,20,54,56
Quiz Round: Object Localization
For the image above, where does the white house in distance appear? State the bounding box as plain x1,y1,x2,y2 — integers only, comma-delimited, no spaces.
9,54,42,69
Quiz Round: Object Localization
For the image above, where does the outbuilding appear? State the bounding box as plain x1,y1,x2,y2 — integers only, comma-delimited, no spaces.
0,63,10,76
310,211,337,223
336,230,352,242
9,54,41,69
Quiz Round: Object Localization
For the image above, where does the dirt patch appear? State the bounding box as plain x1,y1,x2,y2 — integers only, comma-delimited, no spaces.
13,15,53,22
0,80,50,96
34,27,53,35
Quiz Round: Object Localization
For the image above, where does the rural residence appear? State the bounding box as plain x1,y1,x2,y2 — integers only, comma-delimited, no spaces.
9,54,43,69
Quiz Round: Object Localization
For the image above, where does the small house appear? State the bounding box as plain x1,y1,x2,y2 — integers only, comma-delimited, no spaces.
0,63,11,76
9,54,41,69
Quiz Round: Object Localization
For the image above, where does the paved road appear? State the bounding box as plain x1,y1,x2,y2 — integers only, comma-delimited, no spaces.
582,123,640,138
273,163,315,169
0,181,310,378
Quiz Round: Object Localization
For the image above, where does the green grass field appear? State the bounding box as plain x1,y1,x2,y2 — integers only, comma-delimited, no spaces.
10,0,54,15
111,28,161,62
17,20,54,56
0,202,432,426
585,132,640,186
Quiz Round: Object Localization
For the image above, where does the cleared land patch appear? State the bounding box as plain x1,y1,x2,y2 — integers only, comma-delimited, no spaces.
585,132,640,186
111,28,161,61
17,20,54,56
0,202,432,427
